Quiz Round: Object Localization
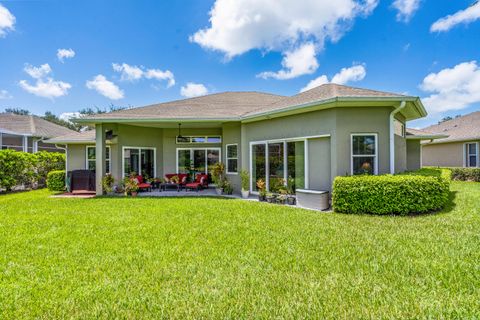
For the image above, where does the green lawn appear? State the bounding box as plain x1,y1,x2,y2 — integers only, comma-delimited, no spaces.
1,182,479,319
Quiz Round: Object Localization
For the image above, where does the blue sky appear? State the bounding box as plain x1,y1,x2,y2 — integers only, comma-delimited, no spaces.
0,0,479,128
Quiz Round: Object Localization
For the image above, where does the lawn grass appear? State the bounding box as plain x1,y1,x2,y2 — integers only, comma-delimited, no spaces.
1,182,479,319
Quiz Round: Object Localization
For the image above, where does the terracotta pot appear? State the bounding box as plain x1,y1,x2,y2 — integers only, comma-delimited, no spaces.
131,191,138,197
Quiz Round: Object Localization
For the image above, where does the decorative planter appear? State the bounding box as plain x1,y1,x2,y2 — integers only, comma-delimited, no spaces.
266,195,275,203
241,190,249,199
287,196,296,205
258,194,266,202
215,188,223,195
131,191,138,197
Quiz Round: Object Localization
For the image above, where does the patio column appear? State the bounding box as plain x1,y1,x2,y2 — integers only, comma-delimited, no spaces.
95,124,106,195
22,136,28,152
0,132,3,149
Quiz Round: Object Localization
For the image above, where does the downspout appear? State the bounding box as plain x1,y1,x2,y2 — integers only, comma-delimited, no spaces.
389,101,406,174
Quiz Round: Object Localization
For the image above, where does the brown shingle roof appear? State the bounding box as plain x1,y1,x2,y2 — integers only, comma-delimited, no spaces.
243,83,407,116
78,84,420,122
422,111,480,143
0,113,76,138
45,130,95,144
84,91,285,120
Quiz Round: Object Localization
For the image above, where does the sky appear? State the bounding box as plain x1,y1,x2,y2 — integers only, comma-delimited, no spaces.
0,0,479,128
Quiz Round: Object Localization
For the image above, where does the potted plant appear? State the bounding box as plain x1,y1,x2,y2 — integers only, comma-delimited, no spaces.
286,176,296,205
266,192,276,203
240,170,250,199
222,179,233,195
102,173,115,195
123,174,139,197
256,178,266,201
211,162,225,195
277,193,287,204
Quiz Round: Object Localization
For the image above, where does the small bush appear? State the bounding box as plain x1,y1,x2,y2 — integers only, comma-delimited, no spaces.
35,151,66,186
0,150,36,191
47,170,66,192
450,167,480,182
332,169,450,215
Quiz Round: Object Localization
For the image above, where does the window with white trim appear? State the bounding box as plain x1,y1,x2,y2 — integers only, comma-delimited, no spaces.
465,143,478,167
176,136,222,144
86,146,111,173
351,134,377,175
226,144,238,174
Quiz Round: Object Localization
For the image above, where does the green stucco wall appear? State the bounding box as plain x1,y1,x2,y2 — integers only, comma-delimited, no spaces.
406,140,421,171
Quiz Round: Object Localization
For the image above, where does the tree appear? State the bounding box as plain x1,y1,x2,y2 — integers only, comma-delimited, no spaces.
4,108,30,115
42,111,80,131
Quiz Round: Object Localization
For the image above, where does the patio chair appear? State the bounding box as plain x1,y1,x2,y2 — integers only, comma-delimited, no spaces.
185,174,208,192
136,175,152,192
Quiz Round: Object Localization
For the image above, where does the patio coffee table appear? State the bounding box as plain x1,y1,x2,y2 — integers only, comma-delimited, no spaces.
160,182,182,192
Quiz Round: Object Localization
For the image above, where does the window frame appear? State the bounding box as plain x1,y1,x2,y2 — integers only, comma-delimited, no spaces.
350,133,378,175
225,143,239,174
175,135,222,144
121,146,157,178
464,142,479,168
175,147,222,176
85,145,111,173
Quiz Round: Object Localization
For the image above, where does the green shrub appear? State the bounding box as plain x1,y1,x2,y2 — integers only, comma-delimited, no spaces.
332,169,450,215
0,150,36,191
450,167,480,182
47,170,66,192
35,151,65,186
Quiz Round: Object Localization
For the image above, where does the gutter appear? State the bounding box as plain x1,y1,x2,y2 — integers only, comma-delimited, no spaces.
389,101,406,174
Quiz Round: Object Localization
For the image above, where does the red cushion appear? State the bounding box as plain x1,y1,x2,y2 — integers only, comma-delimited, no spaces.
186,182,201,188
138,183,151,188
136,175,143,184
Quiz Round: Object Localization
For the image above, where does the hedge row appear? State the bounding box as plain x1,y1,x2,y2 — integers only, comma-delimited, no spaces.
0,150,65,191
47,170,66,191
332,169,450,215
450,167,480,182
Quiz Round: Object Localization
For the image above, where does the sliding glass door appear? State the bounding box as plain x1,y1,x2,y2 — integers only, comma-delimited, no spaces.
251,140,305,193
177,148,220,180
123,147,155,178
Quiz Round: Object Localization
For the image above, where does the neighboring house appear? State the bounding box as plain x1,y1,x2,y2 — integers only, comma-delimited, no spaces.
45,84,440,195
0,113,77,153
421,111,480,168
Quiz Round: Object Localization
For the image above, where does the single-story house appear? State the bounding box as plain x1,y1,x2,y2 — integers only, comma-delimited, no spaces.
0,113,76,153
46,84,441,195
421,111,480,168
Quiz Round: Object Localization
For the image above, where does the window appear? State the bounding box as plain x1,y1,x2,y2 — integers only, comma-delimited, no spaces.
465,143,478,167
394,119,405,137
226,144,238,174
176,136,222,144
351,134,377,175
123,147,155,178
250,140,305,192
176,148,221,180
86,146,111,173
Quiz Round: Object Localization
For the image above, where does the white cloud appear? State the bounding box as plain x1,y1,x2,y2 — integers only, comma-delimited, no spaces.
180,82,209,98
112,63,175,87
19,63,71,99
0,89,11,99
57,48,76,63
300,64,366,92
59,112,81,122
392,0,421,22
257,43,319,80
420,61,480,114
430,1,480,32
0,3,15,38
144,69,175,87
190,0,379,75
86,74,124,100
24,63,52,79
19,78,71,99
430,2,480,32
